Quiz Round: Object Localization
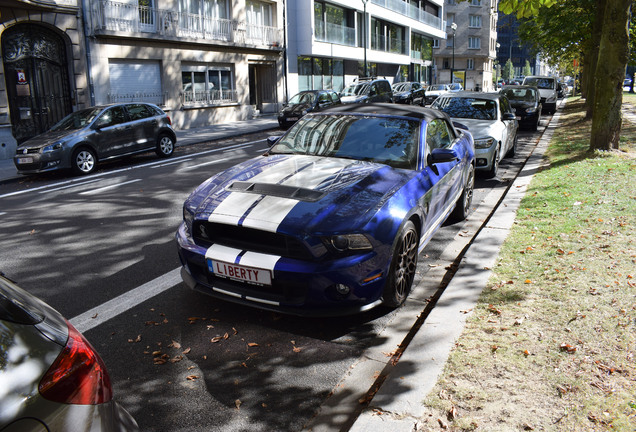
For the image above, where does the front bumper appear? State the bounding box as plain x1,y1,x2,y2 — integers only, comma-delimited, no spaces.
14,150,65,174
175,223,388,316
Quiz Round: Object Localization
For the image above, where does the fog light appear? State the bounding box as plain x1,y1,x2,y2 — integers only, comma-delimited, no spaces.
45,160,61,168
476,158,487,167
335,284,350,296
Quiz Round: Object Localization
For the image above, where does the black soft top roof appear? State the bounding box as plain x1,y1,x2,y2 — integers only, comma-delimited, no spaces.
319,102,450,122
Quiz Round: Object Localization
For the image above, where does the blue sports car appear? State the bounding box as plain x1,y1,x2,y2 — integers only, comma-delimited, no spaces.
176,104,475,316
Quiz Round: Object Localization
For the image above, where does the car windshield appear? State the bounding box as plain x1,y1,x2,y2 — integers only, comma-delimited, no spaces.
449,84,462,90
429,85,446,91
433,97,497,121
270,114,420,169
502,88,536,102
392,83,411,92
524,77,554,89
341,83,370,97
288,92,317,105
50,108,103,132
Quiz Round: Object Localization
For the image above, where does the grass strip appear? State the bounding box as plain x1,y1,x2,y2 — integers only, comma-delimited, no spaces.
421,97,636,431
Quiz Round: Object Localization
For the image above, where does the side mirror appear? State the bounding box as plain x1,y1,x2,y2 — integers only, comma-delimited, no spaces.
502,112,516,121
429,148,458,164
267,136,281,147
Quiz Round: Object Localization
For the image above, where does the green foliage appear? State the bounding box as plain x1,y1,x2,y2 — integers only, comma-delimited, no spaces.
523,60,532,77
499,0,557,18
502,59,514,80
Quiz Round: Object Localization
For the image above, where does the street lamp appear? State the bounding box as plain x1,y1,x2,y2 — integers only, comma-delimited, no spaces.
450,22,457,84
362,0,369,77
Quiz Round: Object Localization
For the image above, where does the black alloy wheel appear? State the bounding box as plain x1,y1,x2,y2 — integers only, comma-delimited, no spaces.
383,220,419,308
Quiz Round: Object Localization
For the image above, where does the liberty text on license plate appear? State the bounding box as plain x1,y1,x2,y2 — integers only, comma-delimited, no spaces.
208,259,272,286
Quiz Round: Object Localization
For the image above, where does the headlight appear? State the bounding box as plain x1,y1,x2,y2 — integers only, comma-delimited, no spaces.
474,137,495,149
325,234,372,252
183,205,195,233
43,143,63,153
525,107,537,114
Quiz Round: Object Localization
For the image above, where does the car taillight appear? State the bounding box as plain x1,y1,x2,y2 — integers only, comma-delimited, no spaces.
166,116,172,125
39,321,113,405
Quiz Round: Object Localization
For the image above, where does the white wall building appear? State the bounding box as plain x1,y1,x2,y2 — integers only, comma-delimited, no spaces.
284,0,447,99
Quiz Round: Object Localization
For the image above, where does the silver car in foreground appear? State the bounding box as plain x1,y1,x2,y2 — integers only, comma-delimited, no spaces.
431,92,518,178
14,102,176,176
0,273,138,431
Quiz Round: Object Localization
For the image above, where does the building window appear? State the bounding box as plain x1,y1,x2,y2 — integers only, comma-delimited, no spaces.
314,1,356,46
469,15,482,28
433,39,440,48
447,37,454,48
447,13,455,26
371,18,406,54
443,58,450,69
471,0,482,5
467,58,474,70
412,33,433,61
181,64,236,106
298,57,344,92
468,37,481,49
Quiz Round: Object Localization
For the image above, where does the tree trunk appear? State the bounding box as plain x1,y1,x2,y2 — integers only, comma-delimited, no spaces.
590,0,632,150
585,0,606,117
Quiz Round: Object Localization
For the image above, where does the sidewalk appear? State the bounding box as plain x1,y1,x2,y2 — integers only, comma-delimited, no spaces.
0,115,279,184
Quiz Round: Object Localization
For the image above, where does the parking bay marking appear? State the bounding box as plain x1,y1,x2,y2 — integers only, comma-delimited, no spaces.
70,267,182,333
78,178,142,195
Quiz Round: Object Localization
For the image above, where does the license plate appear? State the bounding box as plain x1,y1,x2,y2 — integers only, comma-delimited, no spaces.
208,259,272,286
17,157,33,164
286,117,299,121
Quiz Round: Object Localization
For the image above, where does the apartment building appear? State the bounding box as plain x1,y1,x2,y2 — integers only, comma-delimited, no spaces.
0,0,88,159
433,0,498,91
83,0,285,130
285,0,447,98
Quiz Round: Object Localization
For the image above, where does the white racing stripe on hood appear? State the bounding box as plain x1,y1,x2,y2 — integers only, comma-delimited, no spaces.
210,155,365,232
205,244,280,271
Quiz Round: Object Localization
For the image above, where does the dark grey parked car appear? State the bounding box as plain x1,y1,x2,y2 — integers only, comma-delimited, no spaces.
0,272,138,431
14,102,177,176
277,90,341,129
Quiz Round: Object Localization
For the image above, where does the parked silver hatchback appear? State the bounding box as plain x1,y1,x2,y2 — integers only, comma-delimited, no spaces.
14,102,177,176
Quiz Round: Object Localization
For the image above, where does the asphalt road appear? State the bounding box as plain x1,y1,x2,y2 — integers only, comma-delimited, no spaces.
0,122,546,431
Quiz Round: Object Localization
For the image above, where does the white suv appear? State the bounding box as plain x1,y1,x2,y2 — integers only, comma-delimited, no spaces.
522,76,558,114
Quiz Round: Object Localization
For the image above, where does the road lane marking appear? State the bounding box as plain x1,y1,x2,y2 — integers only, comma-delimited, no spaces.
180,157,231,170
78,178,142,195
151,158,193,168
39,178,102,194
70,267,182,333
0,139,265,199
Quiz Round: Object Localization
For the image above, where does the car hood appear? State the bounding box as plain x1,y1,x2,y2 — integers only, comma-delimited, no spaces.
17,129,79,150
280,104,311,116
449,118,500,140
187,154,414,235
340,95,366,104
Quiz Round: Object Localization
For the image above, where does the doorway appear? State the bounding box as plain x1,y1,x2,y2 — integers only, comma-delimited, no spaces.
248,62,277,113
2,24,73,143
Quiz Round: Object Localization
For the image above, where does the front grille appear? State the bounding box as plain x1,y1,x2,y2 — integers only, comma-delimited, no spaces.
193,221,313,260
16,148,40,155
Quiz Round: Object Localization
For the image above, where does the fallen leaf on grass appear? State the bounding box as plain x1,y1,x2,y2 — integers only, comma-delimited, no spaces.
560,343,577,353
487,304,502,315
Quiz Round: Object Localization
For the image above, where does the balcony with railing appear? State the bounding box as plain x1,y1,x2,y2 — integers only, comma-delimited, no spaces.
181,89,238,106
108,91,167,106
371,34,407,55
371,0,443,30
314,21,357,46
92,1,282,48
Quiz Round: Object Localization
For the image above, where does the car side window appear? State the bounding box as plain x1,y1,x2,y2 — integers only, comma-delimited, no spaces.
127,104,153,121
330,92,340,103
94,106,127,128
318,93,330,104
500,97,512,116
426,119,452,152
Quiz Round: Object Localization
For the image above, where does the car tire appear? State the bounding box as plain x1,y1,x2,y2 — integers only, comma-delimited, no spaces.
506,134,517,158
450,164,475,222
382,220,419,308
486,145,500,179
156,134,175,158
532,116,539,131
71,147,97,175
